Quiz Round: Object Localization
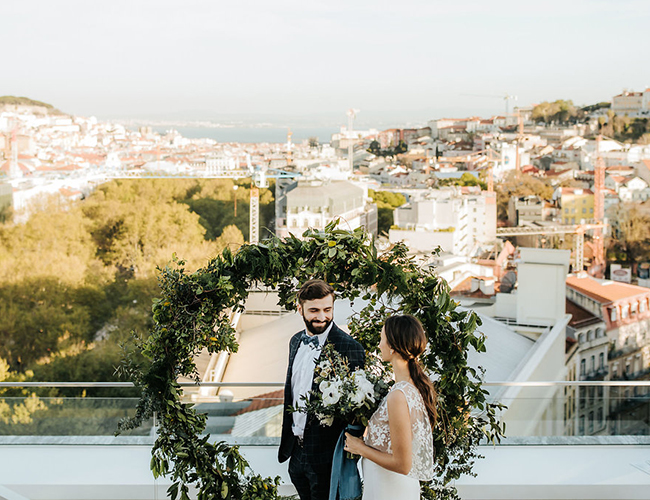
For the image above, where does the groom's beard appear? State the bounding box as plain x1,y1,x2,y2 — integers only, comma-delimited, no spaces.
303,316,332,336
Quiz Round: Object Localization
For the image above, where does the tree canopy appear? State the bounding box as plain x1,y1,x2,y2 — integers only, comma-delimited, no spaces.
367,139,408,159
438,172,488,191
531,100,585,125
368,189,407,235
0,179,272,391
598,113,650,144
495,171,554,222
607,203,650,264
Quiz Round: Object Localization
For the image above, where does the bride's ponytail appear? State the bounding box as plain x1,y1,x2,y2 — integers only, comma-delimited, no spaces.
385,315,438,428
408,357,437,428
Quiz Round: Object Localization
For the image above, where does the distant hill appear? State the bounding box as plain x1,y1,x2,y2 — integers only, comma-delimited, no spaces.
0,95,64,115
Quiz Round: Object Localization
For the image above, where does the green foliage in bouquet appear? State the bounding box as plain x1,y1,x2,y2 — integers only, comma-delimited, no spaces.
118,219,505,500
293,343,390,428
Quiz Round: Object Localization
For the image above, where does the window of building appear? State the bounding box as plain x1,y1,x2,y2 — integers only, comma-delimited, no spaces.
622,304,629,319
580,359,586,376
641,300,647,313
590,208,594,213
598,385,604,399
610,308,617,322
588,412,594,434
582,208,586,214
590,355,595,372
597,407,603,425
579,416,585,434
587,330,593,341
631,302,638,315
599,352,605,369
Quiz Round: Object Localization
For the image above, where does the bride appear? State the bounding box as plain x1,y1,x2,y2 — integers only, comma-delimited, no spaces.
344,315,436,499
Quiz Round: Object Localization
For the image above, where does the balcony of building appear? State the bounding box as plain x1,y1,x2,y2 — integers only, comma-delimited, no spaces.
1,380,650,500
580,366,610,381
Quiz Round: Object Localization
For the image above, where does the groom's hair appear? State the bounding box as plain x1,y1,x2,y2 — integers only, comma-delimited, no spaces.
297,279,335,306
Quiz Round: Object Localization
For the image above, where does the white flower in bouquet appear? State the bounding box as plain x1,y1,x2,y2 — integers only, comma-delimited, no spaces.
319,379,331,393
323,386,341,405
349,386,367,406
322,379,342,405
352,370,376,400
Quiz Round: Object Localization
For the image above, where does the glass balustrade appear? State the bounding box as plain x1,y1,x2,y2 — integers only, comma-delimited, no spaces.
1,382,649,442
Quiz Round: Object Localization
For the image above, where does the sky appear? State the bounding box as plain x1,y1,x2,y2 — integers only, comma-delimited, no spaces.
1,0,649,126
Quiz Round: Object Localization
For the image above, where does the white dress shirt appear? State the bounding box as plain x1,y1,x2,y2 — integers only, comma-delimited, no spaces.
291,323,333,438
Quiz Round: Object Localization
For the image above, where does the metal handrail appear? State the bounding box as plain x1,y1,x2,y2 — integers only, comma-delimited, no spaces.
2,380,650,388
0,382,283,388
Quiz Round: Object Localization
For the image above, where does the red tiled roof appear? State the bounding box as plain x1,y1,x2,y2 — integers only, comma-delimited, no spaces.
566,275,650,304
59,187,82,197
0,161,30,173
606,165,634,171
231,390,283,416
545,169,572,177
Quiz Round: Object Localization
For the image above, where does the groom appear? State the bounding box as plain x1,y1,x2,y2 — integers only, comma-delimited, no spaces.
279,279,365,500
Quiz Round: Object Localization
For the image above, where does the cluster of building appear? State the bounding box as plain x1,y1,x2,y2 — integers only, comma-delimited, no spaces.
2,91,650,437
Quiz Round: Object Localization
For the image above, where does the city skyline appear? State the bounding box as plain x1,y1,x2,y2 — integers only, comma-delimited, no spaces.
1,0,649,125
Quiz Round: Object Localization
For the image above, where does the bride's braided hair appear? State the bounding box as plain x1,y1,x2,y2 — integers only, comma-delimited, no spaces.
384,315,438,428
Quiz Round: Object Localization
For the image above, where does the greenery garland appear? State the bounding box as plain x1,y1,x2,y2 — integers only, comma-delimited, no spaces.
118,220,505,500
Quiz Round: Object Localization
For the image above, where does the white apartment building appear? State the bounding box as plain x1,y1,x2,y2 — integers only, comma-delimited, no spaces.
612,89,650,116
389,187,496,256
276,180,378,238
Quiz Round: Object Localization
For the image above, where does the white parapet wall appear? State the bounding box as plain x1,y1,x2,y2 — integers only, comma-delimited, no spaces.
2,438,650,500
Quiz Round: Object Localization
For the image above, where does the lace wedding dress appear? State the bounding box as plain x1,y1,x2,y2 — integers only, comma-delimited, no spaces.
361,380,434,499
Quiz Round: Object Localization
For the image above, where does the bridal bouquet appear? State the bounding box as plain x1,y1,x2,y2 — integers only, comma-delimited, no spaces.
298,343,390,427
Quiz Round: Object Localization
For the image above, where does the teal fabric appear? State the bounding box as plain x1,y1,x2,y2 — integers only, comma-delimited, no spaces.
329,424,364,500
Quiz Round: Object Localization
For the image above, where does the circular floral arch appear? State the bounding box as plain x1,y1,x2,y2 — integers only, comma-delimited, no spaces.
119,221,504,500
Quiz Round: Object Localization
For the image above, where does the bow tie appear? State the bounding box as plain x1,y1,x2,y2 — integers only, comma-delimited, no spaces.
301,333,320,348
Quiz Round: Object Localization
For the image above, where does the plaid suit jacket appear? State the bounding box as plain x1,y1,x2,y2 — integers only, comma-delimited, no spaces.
278,323,365,465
